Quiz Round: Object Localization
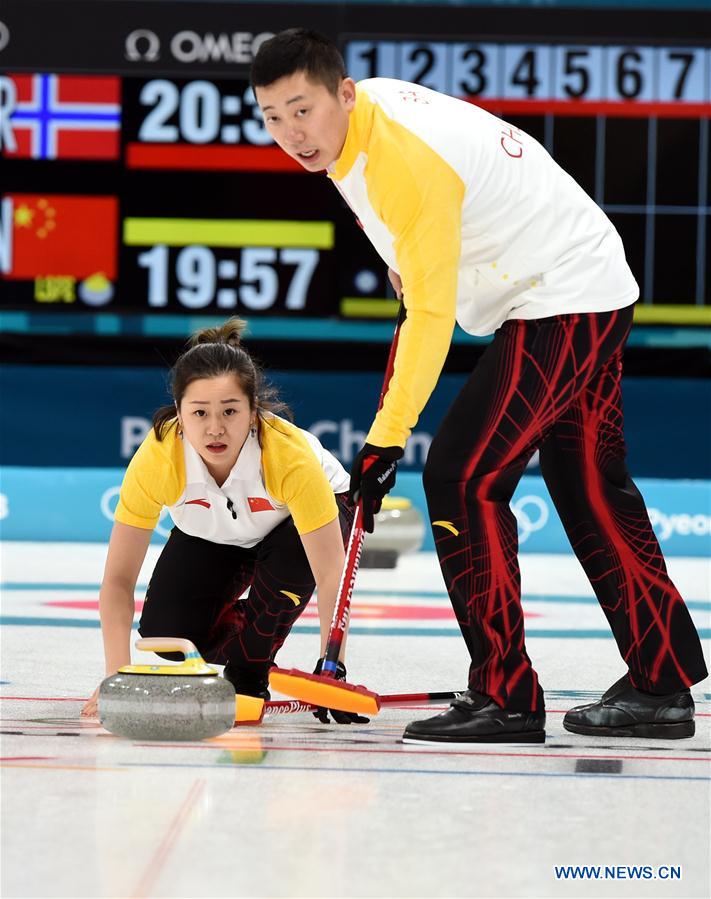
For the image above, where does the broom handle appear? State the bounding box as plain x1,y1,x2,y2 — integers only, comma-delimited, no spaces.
320,304,406,677
249,691,462,720
320,497,367,674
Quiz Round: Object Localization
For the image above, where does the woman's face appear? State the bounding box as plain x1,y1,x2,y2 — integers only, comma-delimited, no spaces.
177,374,254,480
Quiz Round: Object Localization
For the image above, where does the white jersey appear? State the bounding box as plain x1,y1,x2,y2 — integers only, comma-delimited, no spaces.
115,416,350,547
327,78,639,447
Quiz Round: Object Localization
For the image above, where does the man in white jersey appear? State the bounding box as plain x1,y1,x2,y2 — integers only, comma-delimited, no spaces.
252,29,707,744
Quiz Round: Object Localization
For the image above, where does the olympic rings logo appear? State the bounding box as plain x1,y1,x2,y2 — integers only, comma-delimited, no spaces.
100,486,172,539
511,495,549,544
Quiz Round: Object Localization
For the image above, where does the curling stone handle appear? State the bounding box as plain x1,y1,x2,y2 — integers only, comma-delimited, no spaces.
135,637,202,660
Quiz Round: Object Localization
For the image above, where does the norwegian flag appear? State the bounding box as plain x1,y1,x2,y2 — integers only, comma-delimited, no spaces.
2,74,121,161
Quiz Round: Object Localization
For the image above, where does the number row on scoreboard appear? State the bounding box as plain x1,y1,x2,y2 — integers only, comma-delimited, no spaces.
345,42,711,103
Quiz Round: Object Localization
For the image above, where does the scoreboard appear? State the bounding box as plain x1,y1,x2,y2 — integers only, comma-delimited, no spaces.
345,38,711,311
0,0,709,322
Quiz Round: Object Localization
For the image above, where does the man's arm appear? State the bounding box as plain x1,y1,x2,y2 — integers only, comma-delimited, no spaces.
348,128,465,528
365,127,465,449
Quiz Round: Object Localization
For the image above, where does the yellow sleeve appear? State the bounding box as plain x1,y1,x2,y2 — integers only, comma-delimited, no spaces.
365,118,464,448
261,420,339,536
114,427,185,530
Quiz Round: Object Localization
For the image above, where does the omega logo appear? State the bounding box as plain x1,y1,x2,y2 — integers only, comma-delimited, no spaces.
125,30,161,62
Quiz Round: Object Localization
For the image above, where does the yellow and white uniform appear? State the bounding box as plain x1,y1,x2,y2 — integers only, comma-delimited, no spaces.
114,415,350,547
328,78,639,448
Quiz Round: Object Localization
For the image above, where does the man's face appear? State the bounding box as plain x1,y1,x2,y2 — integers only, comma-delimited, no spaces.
256,71,356,171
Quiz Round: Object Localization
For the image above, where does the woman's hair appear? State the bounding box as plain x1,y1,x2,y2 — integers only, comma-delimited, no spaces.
250,28,346,97
152,317,291,441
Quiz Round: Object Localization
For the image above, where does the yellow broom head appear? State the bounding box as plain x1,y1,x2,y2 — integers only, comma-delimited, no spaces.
269,668,380,715
234,694,266,724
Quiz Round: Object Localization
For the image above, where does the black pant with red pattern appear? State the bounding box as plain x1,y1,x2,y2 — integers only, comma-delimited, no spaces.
138,494,354,675
423,305,707,712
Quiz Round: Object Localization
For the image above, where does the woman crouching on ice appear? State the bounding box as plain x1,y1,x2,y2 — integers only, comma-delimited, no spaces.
82,317,362,723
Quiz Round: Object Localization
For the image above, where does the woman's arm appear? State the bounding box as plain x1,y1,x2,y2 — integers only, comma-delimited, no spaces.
81,521,152,716
100,521,153,672
299,517,347,660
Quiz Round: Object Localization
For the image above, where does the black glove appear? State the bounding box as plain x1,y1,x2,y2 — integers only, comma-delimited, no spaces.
348,443,404,533
312,658,370,724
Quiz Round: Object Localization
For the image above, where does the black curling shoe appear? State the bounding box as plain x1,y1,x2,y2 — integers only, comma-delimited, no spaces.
402,689,546,744
223,663,270,700
563,674,695,739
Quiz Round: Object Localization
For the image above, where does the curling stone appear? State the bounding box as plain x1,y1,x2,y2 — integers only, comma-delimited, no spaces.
98,637,236,741
362,496,425,568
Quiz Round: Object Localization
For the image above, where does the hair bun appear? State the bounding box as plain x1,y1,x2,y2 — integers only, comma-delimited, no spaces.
190,317,247,348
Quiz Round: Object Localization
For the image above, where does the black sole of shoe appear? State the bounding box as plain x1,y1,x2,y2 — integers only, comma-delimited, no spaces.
402,730,546,745
563,720,695,739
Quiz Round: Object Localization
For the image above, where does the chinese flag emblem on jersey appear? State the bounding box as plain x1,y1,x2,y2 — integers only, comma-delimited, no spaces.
2,74,121,161
248,497,275,513
3,194,118,279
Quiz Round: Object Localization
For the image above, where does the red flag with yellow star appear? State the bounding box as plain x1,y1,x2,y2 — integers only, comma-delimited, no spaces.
4,194,118,279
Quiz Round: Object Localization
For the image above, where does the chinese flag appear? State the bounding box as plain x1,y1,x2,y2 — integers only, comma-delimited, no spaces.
5,194,118,279
248,497,275,512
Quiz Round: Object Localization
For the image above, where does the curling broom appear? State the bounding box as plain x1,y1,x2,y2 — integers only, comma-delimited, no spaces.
268,496,379,713
268,304,406,715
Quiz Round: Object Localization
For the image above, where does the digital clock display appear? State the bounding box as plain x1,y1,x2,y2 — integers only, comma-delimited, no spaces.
127,219,330,312
132,80,268,145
